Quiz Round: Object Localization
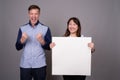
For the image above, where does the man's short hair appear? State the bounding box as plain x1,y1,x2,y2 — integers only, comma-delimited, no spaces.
28,5,40,12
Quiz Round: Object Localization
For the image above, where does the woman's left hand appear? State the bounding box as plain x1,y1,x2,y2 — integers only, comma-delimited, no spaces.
88,42,95,53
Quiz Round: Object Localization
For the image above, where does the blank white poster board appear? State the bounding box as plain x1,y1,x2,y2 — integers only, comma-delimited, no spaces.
52,37,92,76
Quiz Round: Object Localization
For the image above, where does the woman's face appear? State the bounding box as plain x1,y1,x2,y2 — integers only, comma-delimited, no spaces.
68,20,78,34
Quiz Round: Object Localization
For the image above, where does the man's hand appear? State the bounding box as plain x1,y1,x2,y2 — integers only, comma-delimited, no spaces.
20,32,28,44
36,33,45,45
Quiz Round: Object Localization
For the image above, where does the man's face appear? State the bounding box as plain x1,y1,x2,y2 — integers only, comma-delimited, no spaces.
28,9,40,26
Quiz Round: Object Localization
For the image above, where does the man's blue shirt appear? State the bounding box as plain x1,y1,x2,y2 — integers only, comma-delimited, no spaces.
15,21,51,68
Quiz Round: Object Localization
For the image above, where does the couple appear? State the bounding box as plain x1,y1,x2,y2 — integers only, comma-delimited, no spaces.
15,5,95,80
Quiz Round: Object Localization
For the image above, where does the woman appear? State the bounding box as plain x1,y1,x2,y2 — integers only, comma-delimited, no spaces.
50,17,95,80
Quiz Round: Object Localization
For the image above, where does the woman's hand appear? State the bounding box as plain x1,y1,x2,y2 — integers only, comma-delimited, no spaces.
50,42,56,49
88,42,95,53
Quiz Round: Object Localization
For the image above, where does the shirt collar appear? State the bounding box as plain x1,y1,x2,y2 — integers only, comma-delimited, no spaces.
29,20,40,27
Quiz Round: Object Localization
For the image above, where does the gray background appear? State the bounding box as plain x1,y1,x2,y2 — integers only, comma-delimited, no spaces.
0,0,120,80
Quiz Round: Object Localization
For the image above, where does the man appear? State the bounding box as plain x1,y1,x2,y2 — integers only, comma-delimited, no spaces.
15,5,51,80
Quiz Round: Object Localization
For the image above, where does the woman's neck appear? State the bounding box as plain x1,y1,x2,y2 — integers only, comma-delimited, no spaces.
70,33,77,37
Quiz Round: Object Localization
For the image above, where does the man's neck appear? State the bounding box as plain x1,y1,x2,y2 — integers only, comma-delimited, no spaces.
29,20,39,27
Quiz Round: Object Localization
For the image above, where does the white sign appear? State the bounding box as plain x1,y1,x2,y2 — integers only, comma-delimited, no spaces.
52,37,92,76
